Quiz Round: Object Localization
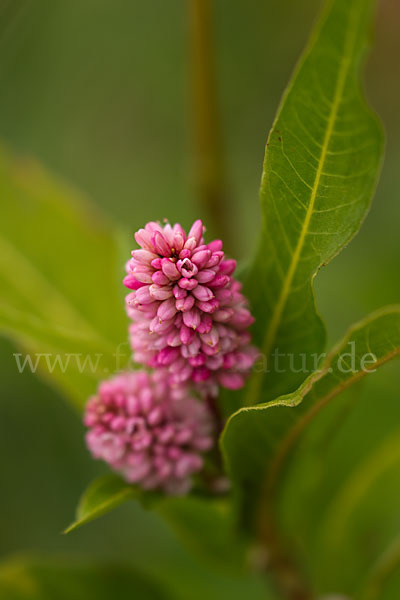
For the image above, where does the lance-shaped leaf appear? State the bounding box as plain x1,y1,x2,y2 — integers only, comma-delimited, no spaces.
221,307,400,530
242,0,384,405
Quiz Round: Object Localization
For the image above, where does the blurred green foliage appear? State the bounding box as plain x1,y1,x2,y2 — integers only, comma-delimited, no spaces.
1,0,400,598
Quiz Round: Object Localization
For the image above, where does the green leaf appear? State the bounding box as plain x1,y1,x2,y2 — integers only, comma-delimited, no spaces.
242,0,384,405
0,557,171,600
221,307,400,531
66,475,247,573
0,147,129,408
64,474,140,533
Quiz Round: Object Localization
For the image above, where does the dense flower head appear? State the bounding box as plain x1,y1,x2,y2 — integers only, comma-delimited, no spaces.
124,219,258,393
84,370,214,494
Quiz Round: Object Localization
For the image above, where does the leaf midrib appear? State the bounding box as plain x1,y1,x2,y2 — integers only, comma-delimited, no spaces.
244,5,358,407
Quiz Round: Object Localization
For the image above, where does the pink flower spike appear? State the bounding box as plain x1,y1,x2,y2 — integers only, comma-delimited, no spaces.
84,371,215,494
125,218,258,393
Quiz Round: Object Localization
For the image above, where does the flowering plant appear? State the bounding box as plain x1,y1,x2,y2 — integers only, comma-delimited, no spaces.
1,0,400,598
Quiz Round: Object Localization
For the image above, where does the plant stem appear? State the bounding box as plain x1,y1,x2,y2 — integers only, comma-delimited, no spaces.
258,500,314,600
189,0,232,250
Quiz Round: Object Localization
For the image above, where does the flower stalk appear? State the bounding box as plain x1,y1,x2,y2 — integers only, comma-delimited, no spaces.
190,0,232,249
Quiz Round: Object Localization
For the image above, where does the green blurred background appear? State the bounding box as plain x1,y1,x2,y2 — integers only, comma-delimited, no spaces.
0,0,399,597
